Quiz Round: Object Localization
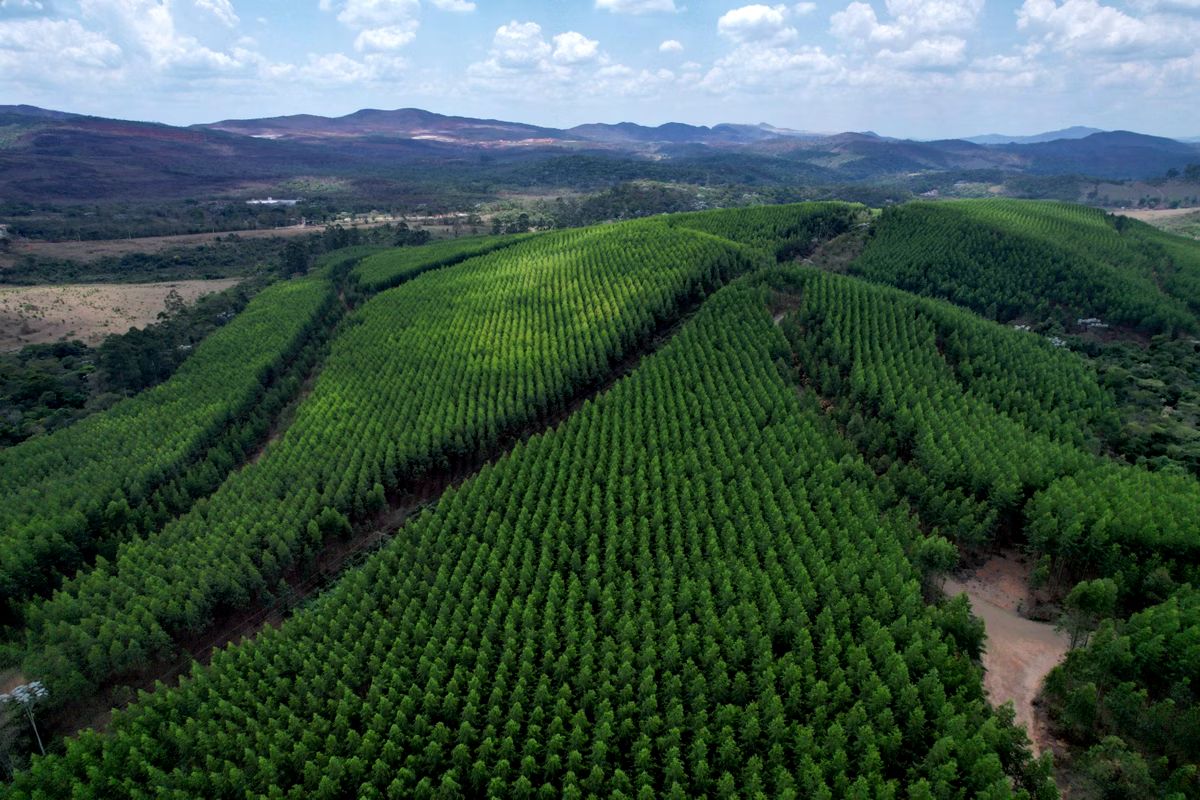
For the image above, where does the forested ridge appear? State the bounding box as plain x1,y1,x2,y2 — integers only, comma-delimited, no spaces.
851,200,1197,334
1,199,1199,799
0,277,337,626
8,217,777,714
2,280,1056,799
813,202,1200,798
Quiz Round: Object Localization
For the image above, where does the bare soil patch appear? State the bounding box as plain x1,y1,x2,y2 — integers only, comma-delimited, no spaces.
0,669,26,694
945,550,1069,757
1109,206,1200,221
0,278,241,351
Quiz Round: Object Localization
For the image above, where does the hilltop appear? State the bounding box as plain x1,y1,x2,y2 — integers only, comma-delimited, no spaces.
1,105,1197,207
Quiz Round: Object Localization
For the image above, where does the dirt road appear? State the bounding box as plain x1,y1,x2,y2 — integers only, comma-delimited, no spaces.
945,552,1069,756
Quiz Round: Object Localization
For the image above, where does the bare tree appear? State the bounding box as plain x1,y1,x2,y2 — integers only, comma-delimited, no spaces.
1,681,49,757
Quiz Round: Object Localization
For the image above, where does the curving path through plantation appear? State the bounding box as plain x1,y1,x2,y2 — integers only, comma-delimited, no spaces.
945,551,1069,756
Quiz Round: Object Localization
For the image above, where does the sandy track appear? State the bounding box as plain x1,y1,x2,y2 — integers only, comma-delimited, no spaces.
0,278,241,351
945,552,1069,756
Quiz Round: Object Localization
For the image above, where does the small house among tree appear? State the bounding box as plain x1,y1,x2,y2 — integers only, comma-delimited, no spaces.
0,224,10,251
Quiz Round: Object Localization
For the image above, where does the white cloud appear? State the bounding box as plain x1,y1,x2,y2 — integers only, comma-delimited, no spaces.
1016,0,1193,57
0,17,122,82
328,0,420,27
829,2,903,44
701,43,842,91
354,23,417,50
793,2,817,12
490,20,552,66
595,0,678,13
876,35,966,68
195,0,239,27
885,0,984,33
298,51,407,84
659,38,683,52
831,0,982,47
718,5,798,44
552,31,599,64
321,0,420,54
79,0,246,72
589,64,677,96
429,0,475,10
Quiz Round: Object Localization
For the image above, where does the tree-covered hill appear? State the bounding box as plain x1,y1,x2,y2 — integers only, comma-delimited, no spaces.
850,200,1197,334
2,199,1198,800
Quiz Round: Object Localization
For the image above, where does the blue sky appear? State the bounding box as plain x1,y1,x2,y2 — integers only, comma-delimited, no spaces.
1,0,1198,138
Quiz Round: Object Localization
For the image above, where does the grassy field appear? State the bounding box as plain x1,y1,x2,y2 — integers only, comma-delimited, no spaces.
0,278,241,350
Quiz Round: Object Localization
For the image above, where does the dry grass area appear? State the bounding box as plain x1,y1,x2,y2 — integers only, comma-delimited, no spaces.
0,278,241,351
1111,206,1200,222
1112,207,1200,239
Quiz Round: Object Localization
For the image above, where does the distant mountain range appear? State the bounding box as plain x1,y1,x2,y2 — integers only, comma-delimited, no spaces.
1,104,1197,204
963,126,1105,145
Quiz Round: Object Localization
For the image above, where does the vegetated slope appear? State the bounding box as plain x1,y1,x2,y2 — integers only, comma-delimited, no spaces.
851,200,1195,334
3,282,1056,799
1026,464,1200,599
774,267,1199,584
1122,219,1200,319
351,233,532,294
666,201,864,260
1042,587,1200,797
820,201,1200,800
14,220,767,708
772,268,1107,546
0,277,336,626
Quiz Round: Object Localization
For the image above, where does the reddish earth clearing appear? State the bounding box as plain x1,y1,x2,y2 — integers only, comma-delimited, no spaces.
944,551,1069,758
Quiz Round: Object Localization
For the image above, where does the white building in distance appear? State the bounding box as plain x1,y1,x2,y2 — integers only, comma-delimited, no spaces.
247,197,301,206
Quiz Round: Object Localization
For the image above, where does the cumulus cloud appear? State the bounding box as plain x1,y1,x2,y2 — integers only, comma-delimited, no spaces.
320,0,420,57
590,64,676,96
718,5,798,44
885,0,984,33
354,23,417,51
489,20,552,66
195,0,238,27
78,0,247,71
659,38,683,52
0,17,122,82
831,0,982,48
429,0,475,10
829,2,903,44
1017,0,1194,57
595,0,678,14
323,0,420,28
552,31,599,64
298,51,407,84
876,35,966,68
824,0,986,79
466,19,674,101
701,43,841,91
